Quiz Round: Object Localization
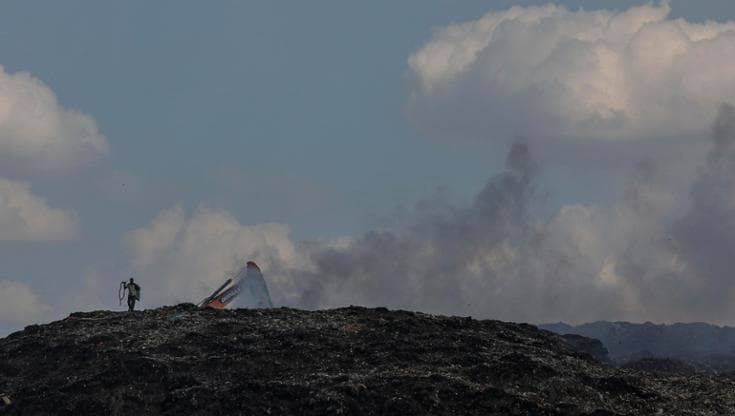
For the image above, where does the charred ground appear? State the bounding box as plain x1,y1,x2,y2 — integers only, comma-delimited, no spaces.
1,304,734,415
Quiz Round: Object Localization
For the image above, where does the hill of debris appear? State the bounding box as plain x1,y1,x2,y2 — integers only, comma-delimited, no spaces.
2,304,735,415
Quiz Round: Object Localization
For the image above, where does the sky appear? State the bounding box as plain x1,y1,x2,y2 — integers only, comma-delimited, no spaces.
3,1,735,335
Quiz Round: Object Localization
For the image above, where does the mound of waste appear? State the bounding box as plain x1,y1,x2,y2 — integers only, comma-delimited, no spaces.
620,358,697,376
2,304,735,415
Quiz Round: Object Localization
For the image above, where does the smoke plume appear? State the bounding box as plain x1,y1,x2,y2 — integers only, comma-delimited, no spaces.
252,105,732,324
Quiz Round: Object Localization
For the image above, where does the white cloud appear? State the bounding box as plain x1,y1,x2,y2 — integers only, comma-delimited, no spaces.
0,178,78,241
61,269,113,313
0,66,109,174
0,280,50,324
124,205,311,307
408,1,735,142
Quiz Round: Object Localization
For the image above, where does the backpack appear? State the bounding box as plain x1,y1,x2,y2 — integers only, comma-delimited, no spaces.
130,283,141,301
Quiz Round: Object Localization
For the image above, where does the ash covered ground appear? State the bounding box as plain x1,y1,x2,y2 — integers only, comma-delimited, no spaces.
1,305,735,415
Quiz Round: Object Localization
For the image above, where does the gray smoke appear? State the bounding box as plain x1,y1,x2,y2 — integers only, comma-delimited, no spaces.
272,105,735,325
301,142,536,315
672,104,735,315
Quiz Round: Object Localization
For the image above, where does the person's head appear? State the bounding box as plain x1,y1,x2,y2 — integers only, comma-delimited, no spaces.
129,277,134,283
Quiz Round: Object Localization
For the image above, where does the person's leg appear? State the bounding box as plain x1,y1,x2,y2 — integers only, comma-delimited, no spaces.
128,297,135,311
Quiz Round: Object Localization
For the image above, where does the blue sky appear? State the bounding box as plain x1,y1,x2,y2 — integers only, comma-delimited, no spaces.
0,1,517,239
3,1,735,334
2,0,731,237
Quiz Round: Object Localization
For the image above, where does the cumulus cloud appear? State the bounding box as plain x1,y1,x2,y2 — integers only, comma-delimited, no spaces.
61,269,115,313
124,205,314,307
0,178,79,241
0,65,109,174
408,1,735,143
0,280,50,324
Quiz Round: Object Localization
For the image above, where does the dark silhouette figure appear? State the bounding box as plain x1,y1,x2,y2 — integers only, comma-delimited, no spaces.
122,278,141,311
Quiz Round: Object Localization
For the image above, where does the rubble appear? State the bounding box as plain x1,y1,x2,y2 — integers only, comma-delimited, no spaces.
1,304,735,415
621,358,696,376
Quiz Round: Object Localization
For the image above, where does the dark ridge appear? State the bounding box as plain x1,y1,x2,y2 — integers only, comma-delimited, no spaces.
557,333,611,363
1,304,734,415
540,320,735,371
